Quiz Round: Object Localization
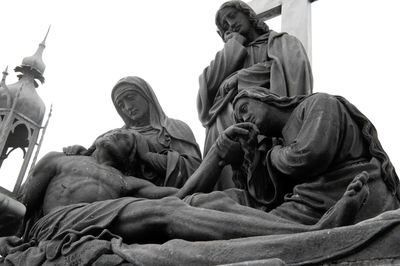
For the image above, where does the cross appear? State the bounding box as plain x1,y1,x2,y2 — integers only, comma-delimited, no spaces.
247,0,318,61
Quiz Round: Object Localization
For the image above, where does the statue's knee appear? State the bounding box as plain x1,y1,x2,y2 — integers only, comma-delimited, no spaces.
159,196,186,209
189,191,228,208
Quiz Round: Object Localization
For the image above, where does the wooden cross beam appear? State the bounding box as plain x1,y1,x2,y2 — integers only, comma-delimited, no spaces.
247,0,318,61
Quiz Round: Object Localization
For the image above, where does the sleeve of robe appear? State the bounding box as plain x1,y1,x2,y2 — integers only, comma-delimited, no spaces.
163,139,202,188
267,31,313,96
270,94,342,179
145,119,202,188
237,62,273,90
235,31,312,97
197,38,248,126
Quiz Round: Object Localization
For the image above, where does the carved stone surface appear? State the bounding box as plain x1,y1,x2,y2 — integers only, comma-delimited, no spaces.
64,76,202,188
1,88,399,265
0,1,399,265
198,0,313,189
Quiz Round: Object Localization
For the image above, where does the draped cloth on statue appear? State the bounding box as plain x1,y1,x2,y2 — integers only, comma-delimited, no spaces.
198,31,312,190
108,76,201,187
2,90,399,264
232,91,400,224
197,30,313,156
2,194,399,266
110,208,400,265
0,198,138,266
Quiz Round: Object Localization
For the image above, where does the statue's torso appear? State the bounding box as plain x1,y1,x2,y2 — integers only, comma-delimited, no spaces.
42,155,127,215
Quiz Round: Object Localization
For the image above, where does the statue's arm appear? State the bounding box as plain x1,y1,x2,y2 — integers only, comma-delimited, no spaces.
141,152,167,176
20,152,61,216
175,144,223,198
176,122,253,198
123,175,178,199
200,38,248,100
124,144,223,199
270,95,340,178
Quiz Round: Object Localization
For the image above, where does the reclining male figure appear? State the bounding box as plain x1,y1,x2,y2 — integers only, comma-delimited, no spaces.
20,126,369,244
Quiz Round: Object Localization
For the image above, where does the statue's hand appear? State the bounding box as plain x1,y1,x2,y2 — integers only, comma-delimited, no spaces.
224,32,247,44
220,72,238,94
134,134,150,161
216,123,258,166
226,122,259,140
63,145,88,156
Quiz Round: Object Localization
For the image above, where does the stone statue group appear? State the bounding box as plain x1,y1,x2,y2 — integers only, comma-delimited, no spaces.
2,1,400,265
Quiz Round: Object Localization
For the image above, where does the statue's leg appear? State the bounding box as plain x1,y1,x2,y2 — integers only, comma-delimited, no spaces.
110,194,311,243
109,196,181,243
313,171,370,229
111,173,369,243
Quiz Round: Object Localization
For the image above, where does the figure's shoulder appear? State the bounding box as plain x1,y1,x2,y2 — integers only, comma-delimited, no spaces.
168,117,190,128
41,151,64,160
269,30,300,42
301,93,341,113
308,93,338,103
34,151,64,169
165,118,196,139
164,118,200,152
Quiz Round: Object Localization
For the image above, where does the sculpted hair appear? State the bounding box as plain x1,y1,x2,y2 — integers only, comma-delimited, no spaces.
233,87,305,122
215,0,269,39
92,128,138,175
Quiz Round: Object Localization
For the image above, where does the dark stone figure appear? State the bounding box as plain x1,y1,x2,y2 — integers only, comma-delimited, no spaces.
197,0,313,189
1,89,399,265
0,192,25,236
66,76,201,188
229,88,400,223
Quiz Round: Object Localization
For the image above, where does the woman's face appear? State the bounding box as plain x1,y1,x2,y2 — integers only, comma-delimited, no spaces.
117,90,150,126
234,97,283,137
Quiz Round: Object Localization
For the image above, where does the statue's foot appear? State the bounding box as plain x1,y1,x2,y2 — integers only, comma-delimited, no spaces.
343,171,370,208
315,171,370,229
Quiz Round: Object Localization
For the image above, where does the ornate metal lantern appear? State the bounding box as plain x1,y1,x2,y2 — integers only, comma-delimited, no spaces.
0,29,51,195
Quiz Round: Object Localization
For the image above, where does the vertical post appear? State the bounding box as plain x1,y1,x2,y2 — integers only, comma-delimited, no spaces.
281,0,312,61
247,0,314,62
27,105,52,175
13,127,39,194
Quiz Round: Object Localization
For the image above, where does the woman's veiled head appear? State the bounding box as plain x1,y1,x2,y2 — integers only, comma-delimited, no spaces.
112,76,166,129
215,0,269,40
233,87,305,137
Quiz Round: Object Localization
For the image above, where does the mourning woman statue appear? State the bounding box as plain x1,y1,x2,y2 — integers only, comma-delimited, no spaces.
65,76,201,188
197,0,313,189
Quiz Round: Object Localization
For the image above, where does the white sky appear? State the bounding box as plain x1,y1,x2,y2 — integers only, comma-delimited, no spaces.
0,0,399,191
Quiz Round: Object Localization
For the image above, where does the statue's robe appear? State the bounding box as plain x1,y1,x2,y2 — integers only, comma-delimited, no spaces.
243,93,400,224
197,30,313,188
111,76,202,188
2,94,399,265
123,119,202,188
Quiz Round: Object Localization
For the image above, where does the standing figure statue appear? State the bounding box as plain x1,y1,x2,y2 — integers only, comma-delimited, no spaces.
65,76,201,188
197,0,313,189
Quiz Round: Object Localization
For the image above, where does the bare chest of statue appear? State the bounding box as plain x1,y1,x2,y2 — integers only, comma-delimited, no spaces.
42,155,127,215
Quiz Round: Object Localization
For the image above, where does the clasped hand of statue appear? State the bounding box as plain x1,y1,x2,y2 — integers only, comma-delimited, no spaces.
223,32,247,45
63,145,89,156
216,122,259,167
132,132,150,163
220,72,239,95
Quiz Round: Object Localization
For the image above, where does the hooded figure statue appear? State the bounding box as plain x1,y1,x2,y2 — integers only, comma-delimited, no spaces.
110,76,201,187
230,86,400,224
80,76,201,188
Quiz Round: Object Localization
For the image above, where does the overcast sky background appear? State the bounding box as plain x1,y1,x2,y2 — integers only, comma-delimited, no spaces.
0,0,399,191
